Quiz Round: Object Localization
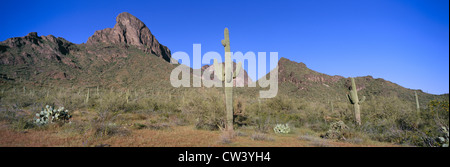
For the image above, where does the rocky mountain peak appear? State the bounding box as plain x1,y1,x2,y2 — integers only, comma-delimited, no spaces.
27,32,38,38
87,12,171,62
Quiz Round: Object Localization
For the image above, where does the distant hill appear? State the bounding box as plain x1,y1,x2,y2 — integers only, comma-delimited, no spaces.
260,57,448,106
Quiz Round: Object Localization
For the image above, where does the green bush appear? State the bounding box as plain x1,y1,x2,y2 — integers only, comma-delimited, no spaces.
322,121,349,140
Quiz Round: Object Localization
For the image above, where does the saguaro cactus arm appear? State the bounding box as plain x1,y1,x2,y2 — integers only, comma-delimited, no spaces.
347,94,354,104
233,62,242,78
213,28,243,82
226,66,232,83
359,96,366,104
213,59,224,81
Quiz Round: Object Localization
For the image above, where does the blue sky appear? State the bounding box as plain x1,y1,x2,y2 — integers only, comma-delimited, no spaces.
0,0,448,94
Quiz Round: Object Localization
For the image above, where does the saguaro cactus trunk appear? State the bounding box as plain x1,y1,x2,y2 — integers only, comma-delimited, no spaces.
85,88,90,104
415,91,420,113
213,28,242,131
347,77,365,126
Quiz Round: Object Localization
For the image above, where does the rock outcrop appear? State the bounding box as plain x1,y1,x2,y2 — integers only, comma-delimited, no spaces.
87,12,171,62
0,32,76,66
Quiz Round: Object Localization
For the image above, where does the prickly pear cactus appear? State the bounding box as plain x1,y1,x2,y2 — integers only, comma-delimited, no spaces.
437,126,449,147
346,77,365,125
273,124,291,134
35,105,72,125
213,28,242,131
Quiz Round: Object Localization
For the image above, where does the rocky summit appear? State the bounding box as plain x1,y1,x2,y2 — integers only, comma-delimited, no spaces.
87,12,171,62
0,12,176,86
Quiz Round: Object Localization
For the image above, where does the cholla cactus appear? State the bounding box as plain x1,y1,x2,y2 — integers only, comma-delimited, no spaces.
35,105,72,125
273,124,291,134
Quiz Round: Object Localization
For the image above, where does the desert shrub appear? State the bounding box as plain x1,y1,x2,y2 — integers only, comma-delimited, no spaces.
254,114,271,133
183,89,226,131
233,98,250,127
60,121,88,136
0,108,35,130
250,133,274,141
11,117,36,130
136,97,159,112
245,100,271,133
97,92,127,113
1,88,36,109
0,108,18,122
219,131,235,144
345,137,364,144
91,111,129,137
93,122,130,137
156,100,181,113
298,134,319,141
132,123,147,130
265,96,294,123
52,88,86,111
411,100,450,147
310,140,331,147
146,122,172,130
234,130,247,137
322,121,349,140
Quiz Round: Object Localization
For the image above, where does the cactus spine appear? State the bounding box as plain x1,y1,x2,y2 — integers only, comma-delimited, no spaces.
213,28,242,131
347,77,365,125
415,91,420,113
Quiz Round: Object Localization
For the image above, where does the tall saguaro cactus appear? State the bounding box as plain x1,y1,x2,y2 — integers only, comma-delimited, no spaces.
415,91,420,113
347,77,366,125
213,28,242,131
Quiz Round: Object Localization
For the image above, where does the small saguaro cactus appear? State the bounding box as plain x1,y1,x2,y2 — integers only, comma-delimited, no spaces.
330,100,334,113
415,91,420,113
346,77,365,125
126,89,130,104
213,28,242,131
85,88,90,104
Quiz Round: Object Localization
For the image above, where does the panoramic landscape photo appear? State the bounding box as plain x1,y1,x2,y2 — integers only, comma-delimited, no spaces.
0,0,448,147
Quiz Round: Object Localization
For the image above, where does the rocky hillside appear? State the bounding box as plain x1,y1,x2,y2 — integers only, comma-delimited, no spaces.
269,57,448,105
0,12,176,88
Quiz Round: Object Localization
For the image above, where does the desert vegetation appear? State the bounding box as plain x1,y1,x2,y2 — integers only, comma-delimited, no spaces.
0,83,447,147
0,12,447,147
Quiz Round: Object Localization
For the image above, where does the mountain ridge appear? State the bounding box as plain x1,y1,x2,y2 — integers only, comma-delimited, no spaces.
0,12,447,103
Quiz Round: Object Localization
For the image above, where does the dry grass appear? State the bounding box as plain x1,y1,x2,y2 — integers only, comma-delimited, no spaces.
250,133,274,141
0,121,400,147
